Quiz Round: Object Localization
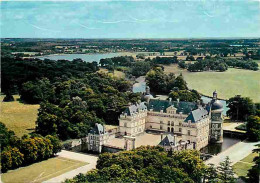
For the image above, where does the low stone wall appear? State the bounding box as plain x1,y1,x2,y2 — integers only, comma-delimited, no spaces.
102,145,124,153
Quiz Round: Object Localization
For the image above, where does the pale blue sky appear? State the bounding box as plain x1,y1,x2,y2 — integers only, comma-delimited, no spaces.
1,0,260,38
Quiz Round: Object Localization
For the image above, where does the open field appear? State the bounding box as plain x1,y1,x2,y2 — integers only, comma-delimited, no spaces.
233,153,257,178
98,68,126,79
1,157,88,183
0,95,39,137
163,64,260,102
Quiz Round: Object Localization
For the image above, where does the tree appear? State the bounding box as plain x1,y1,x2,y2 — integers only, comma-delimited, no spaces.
0,122,16,150
217,156,236,183
168,90,200,102
1,146,24,172
227,96,255,121
66,147,206,183
203,164,218,183
172,74,188,90
247,144,260,183
20,78,55,104
246,115,260,141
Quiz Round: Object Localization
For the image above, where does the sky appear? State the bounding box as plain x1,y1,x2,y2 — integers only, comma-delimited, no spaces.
1,0,260,38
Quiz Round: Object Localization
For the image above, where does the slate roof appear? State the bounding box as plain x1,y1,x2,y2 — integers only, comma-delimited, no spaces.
89,123,105,135
159,135,176,146
147,99,197,114
210,99,223,111
125,102,147,116
184,107,209,123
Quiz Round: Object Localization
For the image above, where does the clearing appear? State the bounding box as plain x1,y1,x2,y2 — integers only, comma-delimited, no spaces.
163,64,260,102
1,157,88,183
0,95,39,137
98,68,126,79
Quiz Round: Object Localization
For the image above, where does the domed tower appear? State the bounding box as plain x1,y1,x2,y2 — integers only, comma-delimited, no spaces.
142,86,153,103
210,90,224,143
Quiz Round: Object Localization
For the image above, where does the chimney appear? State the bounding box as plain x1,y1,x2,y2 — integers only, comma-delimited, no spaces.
174,135,177,146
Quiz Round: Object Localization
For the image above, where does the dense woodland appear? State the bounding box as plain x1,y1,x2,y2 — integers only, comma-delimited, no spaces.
65,146,236,183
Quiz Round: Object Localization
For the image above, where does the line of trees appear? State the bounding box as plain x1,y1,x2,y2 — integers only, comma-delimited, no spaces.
0,122,61,172
186,58,258,72
227,95,260,141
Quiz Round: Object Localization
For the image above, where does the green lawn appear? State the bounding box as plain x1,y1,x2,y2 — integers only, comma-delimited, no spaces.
0,95,39,137
1,157,88,183
233,153,257,178
163,65,260,102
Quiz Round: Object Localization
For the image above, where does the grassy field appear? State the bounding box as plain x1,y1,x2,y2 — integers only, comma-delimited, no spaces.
1,157,88,183
233,153,257,178
98,68,126,79
0,95,39,137
163,64,260,102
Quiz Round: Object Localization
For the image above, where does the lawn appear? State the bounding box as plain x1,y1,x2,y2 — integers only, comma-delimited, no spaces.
0,95,39,137
232,153,258,178
1,157,88,183
163,64,260,102
98,68,126,79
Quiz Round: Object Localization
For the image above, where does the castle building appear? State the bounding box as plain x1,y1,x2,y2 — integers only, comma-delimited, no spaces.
87,91,223,153
118,90,223,150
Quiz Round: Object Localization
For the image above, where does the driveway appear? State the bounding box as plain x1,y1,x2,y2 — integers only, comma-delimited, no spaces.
43,150,98,183
206,140,259,166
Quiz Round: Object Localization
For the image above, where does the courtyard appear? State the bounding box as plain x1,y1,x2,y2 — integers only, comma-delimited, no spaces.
105,133,164,149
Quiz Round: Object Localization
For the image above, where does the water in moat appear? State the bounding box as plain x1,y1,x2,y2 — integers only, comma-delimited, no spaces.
200,136,242,155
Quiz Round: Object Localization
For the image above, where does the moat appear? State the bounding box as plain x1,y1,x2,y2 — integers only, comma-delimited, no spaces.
200,136,242,155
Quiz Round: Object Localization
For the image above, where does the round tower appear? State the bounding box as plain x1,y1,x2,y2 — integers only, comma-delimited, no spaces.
210,90,224,143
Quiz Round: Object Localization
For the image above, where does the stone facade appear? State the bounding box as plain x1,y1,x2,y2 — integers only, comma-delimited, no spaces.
87,123,110,153
87,91,223,153
118,91,223,151
119,102,147,136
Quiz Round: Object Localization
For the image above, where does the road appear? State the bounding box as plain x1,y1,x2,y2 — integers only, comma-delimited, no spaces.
206,140,259,166
43,150,98,183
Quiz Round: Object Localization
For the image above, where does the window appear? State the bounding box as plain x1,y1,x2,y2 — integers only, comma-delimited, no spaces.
160,125,163,130
171,127,174,132
168,121,170,125
188,130,191,136
179,128,182,132
179,122,182,126
150,125,152,129
168,127,170,132
160,121,163,124
124,123,127,127
171,122,174,126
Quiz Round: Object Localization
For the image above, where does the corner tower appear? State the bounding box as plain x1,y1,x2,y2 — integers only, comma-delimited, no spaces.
210,91,224,143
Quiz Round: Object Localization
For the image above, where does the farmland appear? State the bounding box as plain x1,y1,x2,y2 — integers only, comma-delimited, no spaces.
163,64,260,102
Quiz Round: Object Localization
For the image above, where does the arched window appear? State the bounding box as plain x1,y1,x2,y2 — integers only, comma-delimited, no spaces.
171,127,174,132
168,127,170,132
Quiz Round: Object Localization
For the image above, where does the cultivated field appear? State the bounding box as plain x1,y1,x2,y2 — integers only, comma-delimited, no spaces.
1,157,88,183
163,64,260,102
0,95,39,137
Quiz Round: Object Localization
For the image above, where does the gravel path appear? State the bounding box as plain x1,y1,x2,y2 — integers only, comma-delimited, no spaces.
206,140,259,166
